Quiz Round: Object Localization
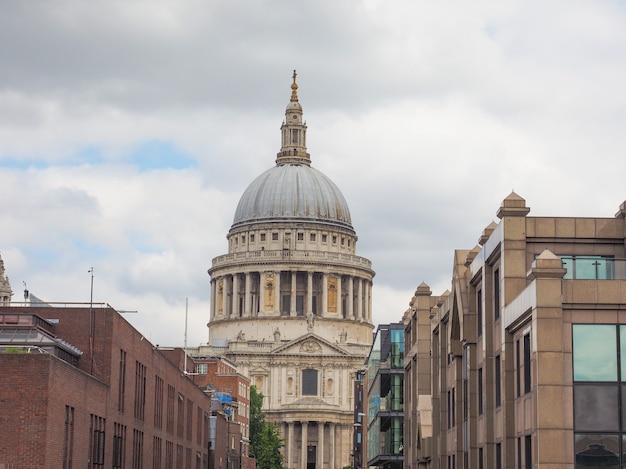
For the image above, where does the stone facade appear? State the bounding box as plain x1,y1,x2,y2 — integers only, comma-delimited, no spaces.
193,73,374,469
404,193,626,469
0,254,12,306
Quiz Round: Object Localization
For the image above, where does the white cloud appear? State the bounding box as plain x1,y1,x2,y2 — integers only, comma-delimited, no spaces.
1,0,626,346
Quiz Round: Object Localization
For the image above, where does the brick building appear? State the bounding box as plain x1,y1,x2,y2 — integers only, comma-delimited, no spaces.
0,302,222,469
404,194,626,468
186,355,252,469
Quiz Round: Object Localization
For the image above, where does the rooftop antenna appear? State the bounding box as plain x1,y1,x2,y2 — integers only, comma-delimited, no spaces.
184,297,189,375
88,267,95,374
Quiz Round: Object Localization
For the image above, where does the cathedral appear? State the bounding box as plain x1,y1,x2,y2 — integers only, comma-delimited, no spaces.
195,72,375,469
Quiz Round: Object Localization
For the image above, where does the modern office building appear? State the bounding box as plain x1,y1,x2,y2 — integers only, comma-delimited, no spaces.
404,193,626,469
194,72,375,469
366,323,405,469
0,296,219,469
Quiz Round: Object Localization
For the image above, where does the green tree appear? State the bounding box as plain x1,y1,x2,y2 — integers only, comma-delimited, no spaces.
249,385,285,469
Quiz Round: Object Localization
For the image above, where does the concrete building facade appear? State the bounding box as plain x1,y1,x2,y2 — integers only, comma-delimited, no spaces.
404,193,626,469
194,72,375,469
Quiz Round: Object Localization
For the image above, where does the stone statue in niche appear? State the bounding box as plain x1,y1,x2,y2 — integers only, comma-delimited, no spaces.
274,327,281,341
306,311,315,330
339,330,347,343
236,330,245,341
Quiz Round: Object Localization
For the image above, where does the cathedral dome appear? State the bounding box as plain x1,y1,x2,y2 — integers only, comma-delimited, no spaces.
230,70,354,233
231,163,354,231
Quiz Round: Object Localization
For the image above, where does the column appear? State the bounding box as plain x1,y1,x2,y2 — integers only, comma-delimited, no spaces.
363,280,371,320
222,276,229,318
322,274,328,316
347,277,354,320
210,278,216,320
275,271,281,315
290,271,297,316
288,422,294,469
307,271,313,315
365,281,371,321
301,422,308,469
232,274,240,318
244,272,251,317
329,423,335,469
357,278,363,321
317,422,324,469
336,275,342,318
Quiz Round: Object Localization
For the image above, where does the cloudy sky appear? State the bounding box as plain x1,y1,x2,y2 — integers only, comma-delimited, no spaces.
1,0,625,347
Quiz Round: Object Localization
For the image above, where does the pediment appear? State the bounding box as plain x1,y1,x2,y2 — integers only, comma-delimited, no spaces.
272,333,350,356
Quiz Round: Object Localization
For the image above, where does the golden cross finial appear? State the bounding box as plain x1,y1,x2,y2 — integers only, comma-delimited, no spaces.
290,69,299,101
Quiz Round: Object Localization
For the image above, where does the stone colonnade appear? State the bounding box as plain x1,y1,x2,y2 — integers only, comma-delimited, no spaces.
281,420,351,469
210,270,372,322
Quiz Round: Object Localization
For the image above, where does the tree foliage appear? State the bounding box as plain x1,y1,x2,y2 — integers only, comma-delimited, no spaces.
249,385,285,469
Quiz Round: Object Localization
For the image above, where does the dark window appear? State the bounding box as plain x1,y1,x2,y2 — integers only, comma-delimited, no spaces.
166,441,174,468
302,369,318,395
516,339,521,397
272,233,278,241
496,443,502,469
574,384,619,432
479,448,484,469
63,405,75,469
132,429,143,469
260,233,266,241
297,233,304,241
167,386,175,434
89,414,105,468
310,233,316,242
153,436,162,469
186,399,193,441
476,290,482,337
517,437,522,469
282,295,290,315
134,361,146,421
495,355,501,407
523,333,531,394
154,375,164,429
478,367,483,415
322,234,327,243
524,435,532,469
113,423,126,469
118,349,126,412
494,269,500,320
177,394,185,438
332,235,337,244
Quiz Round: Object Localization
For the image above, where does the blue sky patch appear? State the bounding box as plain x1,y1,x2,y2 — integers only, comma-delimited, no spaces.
129,141,197,172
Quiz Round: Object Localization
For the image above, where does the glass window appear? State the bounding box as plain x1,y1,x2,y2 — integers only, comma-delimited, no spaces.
495,355,501,407
561,256,615,280
621,326,626,380
574,434,619,469
302,369,318,396
573,325,617,381
574,384,619,432
476,290,482,338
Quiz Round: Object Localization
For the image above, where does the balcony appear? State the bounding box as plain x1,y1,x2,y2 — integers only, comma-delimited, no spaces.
211,249,372,270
